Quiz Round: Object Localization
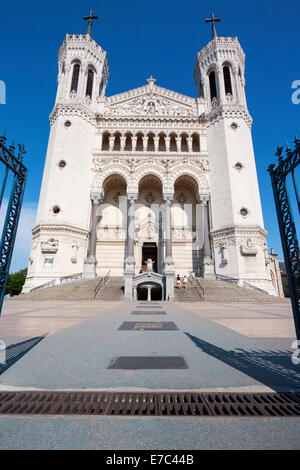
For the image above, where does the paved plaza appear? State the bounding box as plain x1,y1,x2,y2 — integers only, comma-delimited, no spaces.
0,298,299,449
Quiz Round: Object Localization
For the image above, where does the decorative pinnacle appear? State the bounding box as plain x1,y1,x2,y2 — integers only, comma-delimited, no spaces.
205,13,221,40
146,76,157,86
0,130,7,143
18,144,26,161
83,10,98,36
275,145,284,163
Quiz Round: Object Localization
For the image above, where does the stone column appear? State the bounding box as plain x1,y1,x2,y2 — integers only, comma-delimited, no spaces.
142,136,148,152
216,65,226,105
163,193,175,300
98,131,103,151
154,135,159,152
132,135,137,152
147,285,152,302
200,194,215,279
199,132,207,152
165,135,170,152
124,193,138,300
120,134,126,151
83,192,103,279
187,135,192,153
176,136,181,152
109,135,114,151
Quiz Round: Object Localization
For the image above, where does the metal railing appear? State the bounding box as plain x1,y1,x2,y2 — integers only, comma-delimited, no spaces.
93,270,110,299
215,274,268,293
30,279,57,292
188,272,205,300
30,272,83,292
59,272,83,284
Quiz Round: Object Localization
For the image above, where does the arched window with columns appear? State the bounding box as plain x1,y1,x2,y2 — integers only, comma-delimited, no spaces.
102,132,110,151
192,133,200,152
70,63,80,93
124,133,132,151
158,133,166,152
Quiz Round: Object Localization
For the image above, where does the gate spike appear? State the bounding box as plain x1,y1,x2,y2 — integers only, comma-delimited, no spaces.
0,130,7,142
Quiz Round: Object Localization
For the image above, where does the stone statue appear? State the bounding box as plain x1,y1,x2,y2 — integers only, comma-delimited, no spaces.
146,258,153,272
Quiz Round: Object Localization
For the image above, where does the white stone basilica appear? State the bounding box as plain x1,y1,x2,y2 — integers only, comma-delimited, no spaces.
22,15,276,299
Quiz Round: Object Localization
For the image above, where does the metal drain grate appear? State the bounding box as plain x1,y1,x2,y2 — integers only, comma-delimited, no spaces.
0,391,299,417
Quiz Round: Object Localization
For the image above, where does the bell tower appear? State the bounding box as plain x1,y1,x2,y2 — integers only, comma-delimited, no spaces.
55,11,109,110
22,13,110,292
194,15,275,293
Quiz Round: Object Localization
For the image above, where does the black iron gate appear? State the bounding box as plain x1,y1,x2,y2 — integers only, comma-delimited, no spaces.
0,132,28,315
268,136,300,340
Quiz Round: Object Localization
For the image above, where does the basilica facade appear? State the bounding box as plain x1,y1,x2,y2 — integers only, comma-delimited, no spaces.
22,20,276,299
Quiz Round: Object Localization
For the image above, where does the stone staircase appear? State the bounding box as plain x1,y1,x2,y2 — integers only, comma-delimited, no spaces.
14,276,288,303
15,276,124,301
173,278,203,302
95,276,124,300
174,277,288,303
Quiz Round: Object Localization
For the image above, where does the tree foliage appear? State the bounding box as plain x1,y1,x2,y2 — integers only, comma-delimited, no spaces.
5,268,27,297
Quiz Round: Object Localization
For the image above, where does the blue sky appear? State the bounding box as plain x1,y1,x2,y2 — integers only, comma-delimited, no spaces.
0,0,299,272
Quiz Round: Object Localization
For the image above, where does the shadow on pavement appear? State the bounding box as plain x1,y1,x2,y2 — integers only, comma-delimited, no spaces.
0,337,45,375
185,332,300,391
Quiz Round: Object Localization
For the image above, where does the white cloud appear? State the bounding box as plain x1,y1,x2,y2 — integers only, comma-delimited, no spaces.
0,200,37,273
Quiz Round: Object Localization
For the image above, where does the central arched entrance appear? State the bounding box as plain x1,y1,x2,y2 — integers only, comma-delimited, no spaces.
136,174,164,274
136,281,163,301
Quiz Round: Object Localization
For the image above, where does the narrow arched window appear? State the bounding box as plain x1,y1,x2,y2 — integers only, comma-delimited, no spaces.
70,63,80,93
86,69,94,98
209,71,217,101
223,66,232,95
99,79,104,96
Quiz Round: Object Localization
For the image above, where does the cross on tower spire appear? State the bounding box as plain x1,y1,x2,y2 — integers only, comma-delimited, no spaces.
83,10,98,37
205,13,221,40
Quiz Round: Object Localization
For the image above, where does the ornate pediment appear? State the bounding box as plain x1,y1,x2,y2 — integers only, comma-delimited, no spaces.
103,80,197,119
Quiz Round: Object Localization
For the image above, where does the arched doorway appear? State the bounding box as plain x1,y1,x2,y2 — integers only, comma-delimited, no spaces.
96,174,127,276
136,281,163,301
173,174,202,277
136,174,164,274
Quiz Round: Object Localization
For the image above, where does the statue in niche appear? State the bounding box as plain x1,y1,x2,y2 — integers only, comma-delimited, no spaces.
146,259,153,272
71,243,78,263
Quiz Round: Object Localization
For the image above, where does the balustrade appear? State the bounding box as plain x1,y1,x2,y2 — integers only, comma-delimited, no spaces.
99,131,202,153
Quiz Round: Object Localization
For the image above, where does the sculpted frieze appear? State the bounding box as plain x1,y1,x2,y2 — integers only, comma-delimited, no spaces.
103,92,197,119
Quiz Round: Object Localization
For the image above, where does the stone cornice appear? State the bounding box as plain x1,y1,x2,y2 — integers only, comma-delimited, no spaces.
32,223,89,238
91,151,208,159
95,116,202,128
196,36,245,64
50,103,96,127
49,103,204,129
210,225,268,239
206,105,253,128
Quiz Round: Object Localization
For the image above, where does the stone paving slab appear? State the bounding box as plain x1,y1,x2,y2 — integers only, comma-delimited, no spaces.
0,300,298,392
0,416,299,450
